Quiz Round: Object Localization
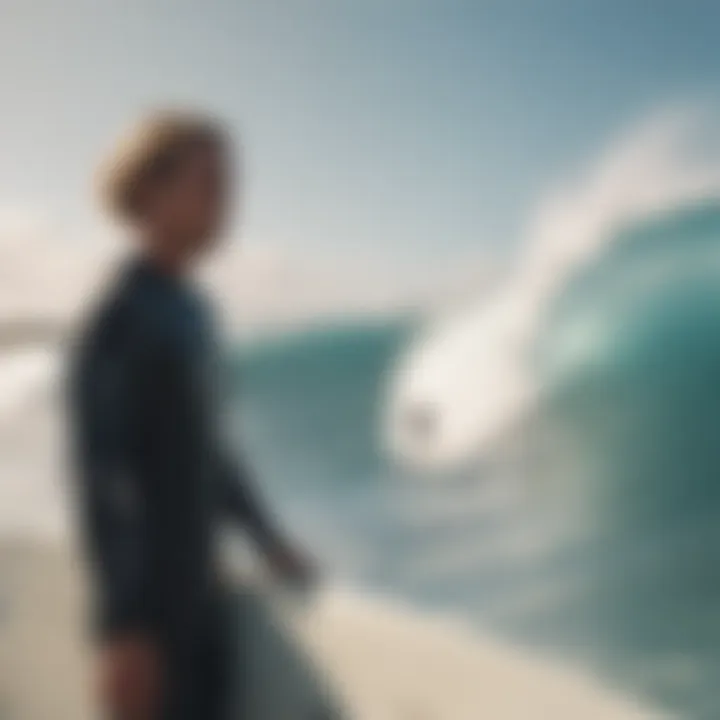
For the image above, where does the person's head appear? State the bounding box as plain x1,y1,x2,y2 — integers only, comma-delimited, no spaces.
100,110,236,265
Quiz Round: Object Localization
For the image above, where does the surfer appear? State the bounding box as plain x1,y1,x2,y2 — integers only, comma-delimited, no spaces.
68,111,314,719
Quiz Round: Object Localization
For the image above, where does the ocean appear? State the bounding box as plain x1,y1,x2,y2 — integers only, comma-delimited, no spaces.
224,202,720,719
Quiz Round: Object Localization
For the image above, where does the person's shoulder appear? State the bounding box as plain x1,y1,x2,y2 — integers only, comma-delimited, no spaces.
72,261,166,361
73,266,131,353
67,264,137,394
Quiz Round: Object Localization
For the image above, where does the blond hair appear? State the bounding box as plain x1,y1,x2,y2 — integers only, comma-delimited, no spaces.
98,110,228,221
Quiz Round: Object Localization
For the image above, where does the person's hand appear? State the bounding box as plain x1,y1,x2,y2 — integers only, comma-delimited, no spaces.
98,635,164,720
266,539,316,588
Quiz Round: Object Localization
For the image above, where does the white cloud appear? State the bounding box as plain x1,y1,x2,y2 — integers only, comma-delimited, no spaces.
0,208,112,323
205,242,494,333
0,208,492,336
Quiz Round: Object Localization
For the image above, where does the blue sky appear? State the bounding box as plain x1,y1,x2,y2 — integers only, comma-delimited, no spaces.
2,0,720,271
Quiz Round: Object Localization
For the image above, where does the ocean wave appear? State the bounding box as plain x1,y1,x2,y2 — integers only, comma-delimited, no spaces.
378,109,720,715
386,109,720,468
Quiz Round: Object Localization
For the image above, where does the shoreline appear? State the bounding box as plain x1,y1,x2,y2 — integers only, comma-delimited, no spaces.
0,536,660,720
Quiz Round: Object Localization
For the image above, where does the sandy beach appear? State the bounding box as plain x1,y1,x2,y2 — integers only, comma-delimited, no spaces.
0,537,661,720
0,539,92,720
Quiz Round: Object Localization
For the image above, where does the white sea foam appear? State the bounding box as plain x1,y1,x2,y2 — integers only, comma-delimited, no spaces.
386,108,720,468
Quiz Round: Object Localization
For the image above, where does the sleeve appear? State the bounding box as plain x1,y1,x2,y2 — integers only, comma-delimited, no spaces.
207,311,283,551
215,447,282,550
70,324,158,639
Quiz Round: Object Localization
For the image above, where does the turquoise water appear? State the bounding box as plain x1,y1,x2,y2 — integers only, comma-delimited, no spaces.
228,202,720,719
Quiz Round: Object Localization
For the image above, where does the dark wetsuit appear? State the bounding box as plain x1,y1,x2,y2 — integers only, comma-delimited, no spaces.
69,258,278,719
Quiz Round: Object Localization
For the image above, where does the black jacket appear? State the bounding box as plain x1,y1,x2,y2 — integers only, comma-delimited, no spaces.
69,259,277,641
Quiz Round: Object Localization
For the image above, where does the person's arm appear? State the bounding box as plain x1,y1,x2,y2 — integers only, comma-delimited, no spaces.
207,304,314,581
216,449,283,550
70,322,158,640
207,316,289,550
216,450,314,583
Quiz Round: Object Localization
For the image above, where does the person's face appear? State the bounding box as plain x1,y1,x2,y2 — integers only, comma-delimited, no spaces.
147,144,233,257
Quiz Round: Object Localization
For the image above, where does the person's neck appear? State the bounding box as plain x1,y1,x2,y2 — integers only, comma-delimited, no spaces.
140,231,194,279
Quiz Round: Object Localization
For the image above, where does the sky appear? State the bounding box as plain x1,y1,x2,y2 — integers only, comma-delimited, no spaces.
1,0,720,322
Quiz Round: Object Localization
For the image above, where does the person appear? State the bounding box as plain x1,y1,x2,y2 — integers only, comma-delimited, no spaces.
68,111,313,720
